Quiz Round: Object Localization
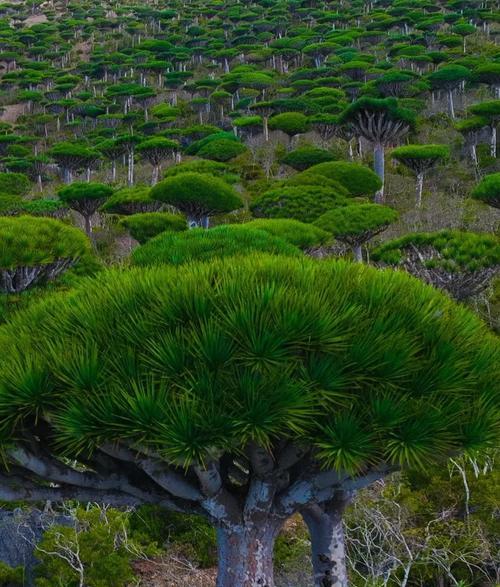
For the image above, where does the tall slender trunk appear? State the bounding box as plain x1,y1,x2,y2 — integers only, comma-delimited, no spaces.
415,172,424,208
448,89,455,119
348,140,354,161
128,148,135,186
151,164,159,186
373,143,385,203
263,117,269,142
302,496,351,587
471,143,478,168
84,214,92,237
491,125,497,158
216,519,283,587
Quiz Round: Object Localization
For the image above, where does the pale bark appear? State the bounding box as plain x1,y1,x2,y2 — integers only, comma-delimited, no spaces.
151,164,160,186
491,125,497,158
415,172,424,208
373,143,385,203
448,89,455,119
353,244,363,263
302,495,351,587
263,116,269,142
216,520,283,587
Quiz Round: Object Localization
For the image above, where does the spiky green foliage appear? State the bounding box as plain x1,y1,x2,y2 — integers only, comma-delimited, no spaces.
373,231,500,272
137,138,178,158
469,100,500,121
0,216,89,270
281,147,335,171
427,65,472,90
20,199,67,217
0,194,23,215
268,112,310,136
314,204,398,245
0,172,31,197
391,144,450,172
164,160,237,182
184,132,239,156
0,216,90,293
58,181,113,211
339,97,416,131
285,173,350,194
471,173,500,209
196,138,247,162
119,212,187,244
49,143,100,172
58,182,114,233
303,161,382,196
100,186,158,215
251,185,348,223
0,256,497,469
150,173,243,222
242,219,329,249
132,225,301,266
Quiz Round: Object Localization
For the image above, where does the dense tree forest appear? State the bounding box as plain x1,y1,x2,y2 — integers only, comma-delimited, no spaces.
0,0,497,585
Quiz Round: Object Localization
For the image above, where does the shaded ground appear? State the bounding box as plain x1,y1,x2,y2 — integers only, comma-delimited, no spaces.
134,557,217,587
24,13,48,26
0,103,24,124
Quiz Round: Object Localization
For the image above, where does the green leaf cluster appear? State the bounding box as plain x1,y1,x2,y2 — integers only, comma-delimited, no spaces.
314,204,398,242
0,216,90,269
281,147,335,171
0,256,497,470
150,173,243,218
372,230,500,272
120,212,186,244
303,161,382,196
132,225,301,266
471,172,500,209
251,185,347,223
242,219,329,249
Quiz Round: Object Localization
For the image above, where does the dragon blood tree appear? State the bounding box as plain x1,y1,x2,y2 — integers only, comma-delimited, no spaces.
339,98,415,203
58,182,114,237
372,230,500,300
0,256,498,587
314,203,398,262
150,172,242,228
469,100,500,158
391,144,449,208
137,138,179,186
100,186,162,215
49,142,101,184
472,173,500,209
0,216,90,293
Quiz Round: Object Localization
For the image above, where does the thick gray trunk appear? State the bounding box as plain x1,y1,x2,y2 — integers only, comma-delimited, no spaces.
353,244,363,263
302,502,349,587
373,143,385,203
216,521,282,587
415,172,424,208
187,215,210,229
